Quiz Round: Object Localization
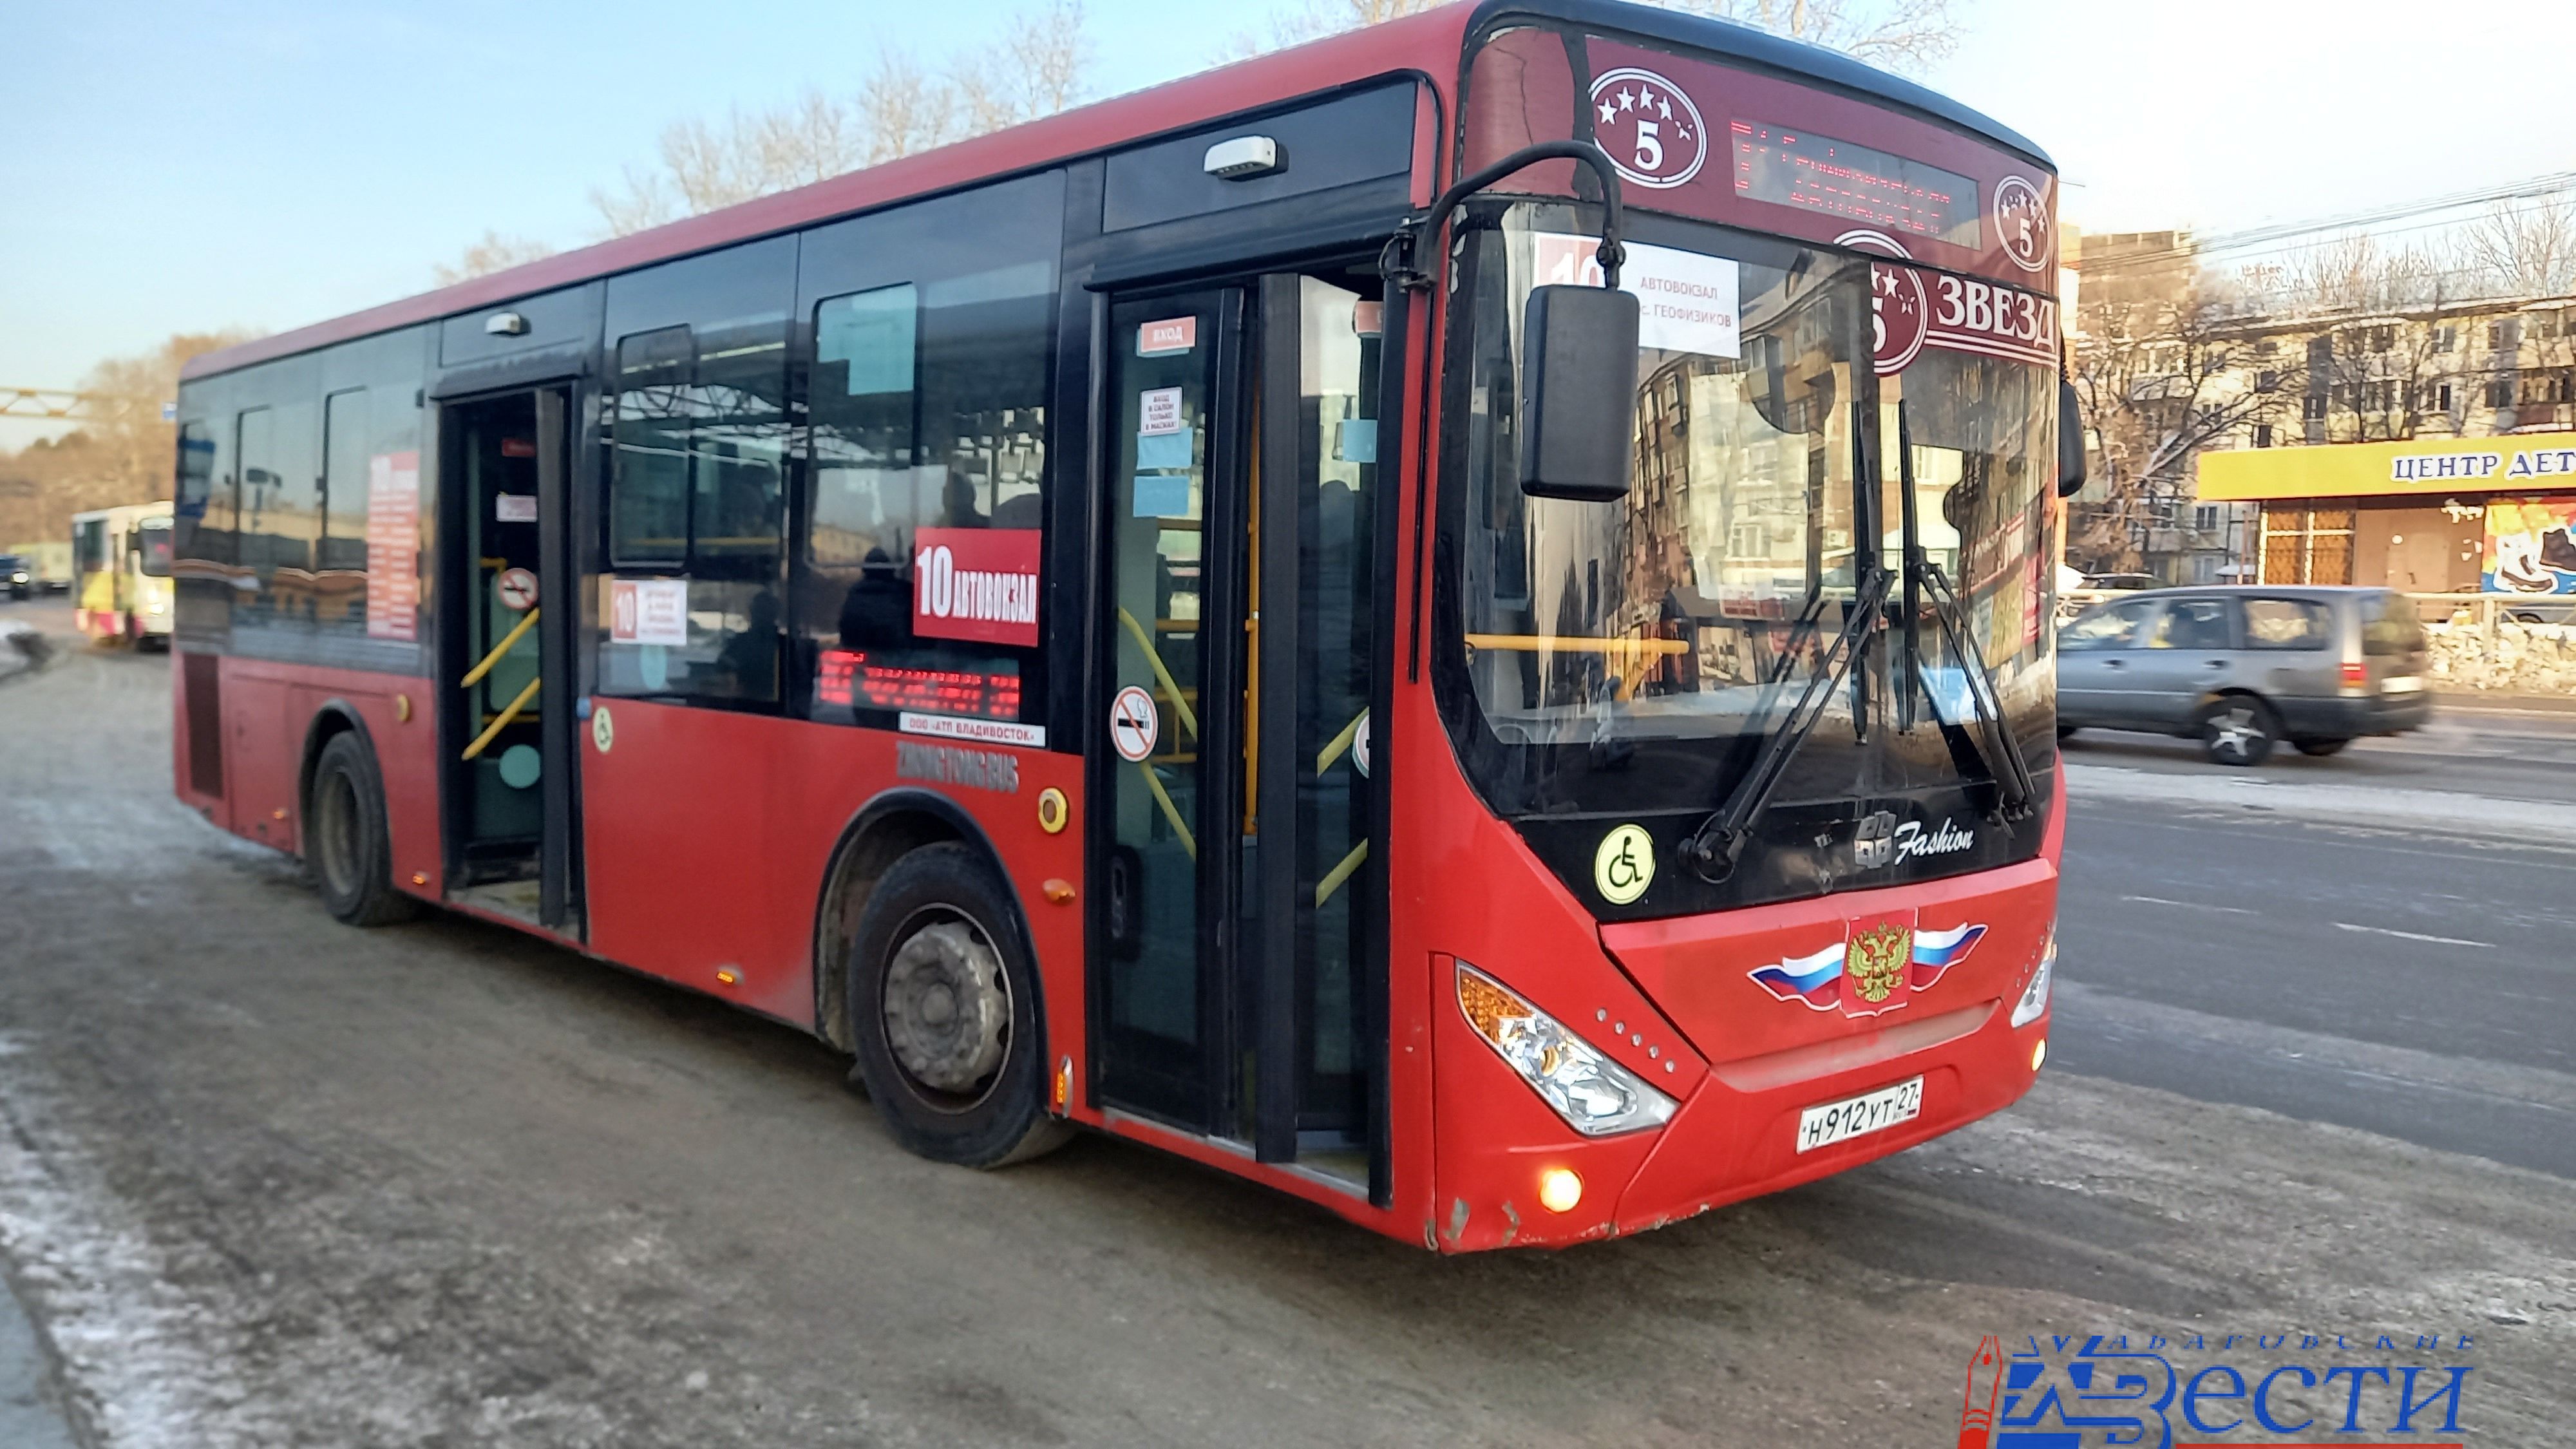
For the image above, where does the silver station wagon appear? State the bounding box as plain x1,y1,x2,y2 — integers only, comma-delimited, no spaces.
2056,585,2432,765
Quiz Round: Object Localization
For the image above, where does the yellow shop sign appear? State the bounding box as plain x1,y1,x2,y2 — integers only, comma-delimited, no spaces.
2198,431,2576,502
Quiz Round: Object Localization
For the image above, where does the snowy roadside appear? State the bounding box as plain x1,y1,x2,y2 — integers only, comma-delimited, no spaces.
0,622,53,685
0,1036,265,1449
2062,760,2576,846
0,1268,77,1449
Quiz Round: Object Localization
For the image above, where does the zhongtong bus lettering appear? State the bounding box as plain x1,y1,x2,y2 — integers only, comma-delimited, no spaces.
165,0,2072,1251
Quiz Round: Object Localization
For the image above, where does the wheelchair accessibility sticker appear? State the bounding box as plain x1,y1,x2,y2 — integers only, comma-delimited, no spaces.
1593,824,1655,905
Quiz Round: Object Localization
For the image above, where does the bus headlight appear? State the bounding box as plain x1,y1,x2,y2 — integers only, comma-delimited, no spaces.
1455,961,1677,1137
2010,923,2057,1028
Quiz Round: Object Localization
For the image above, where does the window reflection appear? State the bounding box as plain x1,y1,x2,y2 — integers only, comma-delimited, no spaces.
602,319,788,703
803,261,1052,726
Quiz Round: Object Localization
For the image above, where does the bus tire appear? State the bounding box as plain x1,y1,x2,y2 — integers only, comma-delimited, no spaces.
846,842,1068,1169
307,732,419,927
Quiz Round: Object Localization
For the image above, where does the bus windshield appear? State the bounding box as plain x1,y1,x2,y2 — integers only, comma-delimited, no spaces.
139,522,175,578
1443,203,2055,821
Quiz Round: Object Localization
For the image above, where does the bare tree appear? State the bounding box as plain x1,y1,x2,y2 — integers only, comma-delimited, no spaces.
2463,197,2576,298
1223,0,1456,57
1656,0,1964,73
958,1,1094,133
591,3,1092,237
0,331,260,545
433,231,556,287
2070,260,2302,574
1229,0,1960,72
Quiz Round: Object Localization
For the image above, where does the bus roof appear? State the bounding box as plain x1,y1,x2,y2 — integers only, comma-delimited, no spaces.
70,503,175,525
184,0,2049,383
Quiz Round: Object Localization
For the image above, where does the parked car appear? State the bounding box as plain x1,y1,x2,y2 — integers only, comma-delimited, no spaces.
2056,585,2432,765
2497,597,2576,625
0,553,30,601
2081,572,2163,592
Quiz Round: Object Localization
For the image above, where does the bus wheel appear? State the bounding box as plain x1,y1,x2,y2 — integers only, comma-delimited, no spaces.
307,732,419,927
846,843,1068,1168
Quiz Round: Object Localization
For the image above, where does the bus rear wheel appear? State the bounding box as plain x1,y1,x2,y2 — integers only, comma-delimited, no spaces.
846,842,1068,1169
307,732,419,927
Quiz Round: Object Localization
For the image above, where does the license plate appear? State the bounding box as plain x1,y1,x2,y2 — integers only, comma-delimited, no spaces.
1796,1076,1924,1153
2382,674,2423,693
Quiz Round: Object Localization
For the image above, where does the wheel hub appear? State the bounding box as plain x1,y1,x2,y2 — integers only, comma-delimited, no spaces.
882,921,1009,1095
2212,708,2262,756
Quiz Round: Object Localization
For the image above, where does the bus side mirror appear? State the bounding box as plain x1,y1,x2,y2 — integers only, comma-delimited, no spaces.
1519,283,1639,502
2056,379,2088,498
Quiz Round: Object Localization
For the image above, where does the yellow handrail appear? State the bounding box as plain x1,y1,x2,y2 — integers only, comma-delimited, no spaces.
462,608,539,688
1315,839,1368,907
462,676,540,761
1316,710,1366,775
1136,761,1195,859
1116,606,1199,740
1463,632,1690,658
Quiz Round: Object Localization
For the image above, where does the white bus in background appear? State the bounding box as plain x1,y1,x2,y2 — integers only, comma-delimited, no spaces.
72,502,175,649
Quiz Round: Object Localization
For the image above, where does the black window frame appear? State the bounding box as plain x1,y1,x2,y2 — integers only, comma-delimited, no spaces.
790,167,1068,739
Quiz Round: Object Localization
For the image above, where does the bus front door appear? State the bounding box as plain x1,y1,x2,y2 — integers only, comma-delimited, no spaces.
1090,271,1387,1197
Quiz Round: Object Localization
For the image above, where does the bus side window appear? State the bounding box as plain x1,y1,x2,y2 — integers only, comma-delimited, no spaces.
796,171,1061,734
601,297,791,704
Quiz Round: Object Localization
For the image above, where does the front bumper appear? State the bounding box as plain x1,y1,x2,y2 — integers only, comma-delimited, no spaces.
1611,994,2042,1233
1428,972,2050,1252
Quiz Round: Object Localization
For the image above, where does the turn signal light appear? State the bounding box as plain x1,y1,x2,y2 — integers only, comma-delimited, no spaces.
1455,961,1677,1137
1539,1168,1583,1213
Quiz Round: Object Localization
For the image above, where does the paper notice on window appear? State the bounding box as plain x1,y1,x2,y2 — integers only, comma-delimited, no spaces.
1536,233,1740,358
363,451,420,641
609,578,690,647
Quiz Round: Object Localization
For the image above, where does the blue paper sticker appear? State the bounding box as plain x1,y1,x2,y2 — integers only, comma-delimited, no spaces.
1135,428,1193,471
1334,418,1378,464
818,285,918,396
1133,475,1193,518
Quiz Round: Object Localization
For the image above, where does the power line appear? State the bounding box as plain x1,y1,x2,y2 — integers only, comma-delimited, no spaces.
2080,173,2576,275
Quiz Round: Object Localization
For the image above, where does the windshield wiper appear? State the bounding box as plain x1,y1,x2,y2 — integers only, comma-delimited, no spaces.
1911,557,2037,820
1896,405,2036,821
1681,564,1893,882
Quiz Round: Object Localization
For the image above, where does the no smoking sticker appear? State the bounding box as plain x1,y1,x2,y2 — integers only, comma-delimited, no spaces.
1109,685,1159,762
496,567,538,611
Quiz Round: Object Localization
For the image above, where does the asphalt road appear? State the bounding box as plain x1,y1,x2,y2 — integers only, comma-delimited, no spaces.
0,626,2568,1447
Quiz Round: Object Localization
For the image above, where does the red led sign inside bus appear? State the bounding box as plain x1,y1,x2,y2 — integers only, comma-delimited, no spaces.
1732,121,1980,249
818,650,1023,720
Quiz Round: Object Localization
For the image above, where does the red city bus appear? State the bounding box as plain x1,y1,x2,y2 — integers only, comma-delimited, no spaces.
169,0,2074,1251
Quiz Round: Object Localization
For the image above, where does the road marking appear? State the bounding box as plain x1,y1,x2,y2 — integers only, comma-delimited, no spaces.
2331,921,2490,949
2117,895,2257,915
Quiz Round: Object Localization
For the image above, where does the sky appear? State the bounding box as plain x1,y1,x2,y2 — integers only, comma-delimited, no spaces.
5,0,2571,445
